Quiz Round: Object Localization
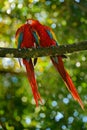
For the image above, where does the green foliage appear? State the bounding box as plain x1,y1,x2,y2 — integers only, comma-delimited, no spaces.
0,0,87,129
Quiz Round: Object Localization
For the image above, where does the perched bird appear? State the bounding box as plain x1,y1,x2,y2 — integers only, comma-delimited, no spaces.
26,19,84,109
15,23,41,106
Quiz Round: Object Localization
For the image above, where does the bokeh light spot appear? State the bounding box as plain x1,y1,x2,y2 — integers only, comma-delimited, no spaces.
55,112,64,122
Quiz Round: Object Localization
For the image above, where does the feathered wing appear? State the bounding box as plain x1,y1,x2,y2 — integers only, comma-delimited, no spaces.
45,27,84,109
15,25,42,106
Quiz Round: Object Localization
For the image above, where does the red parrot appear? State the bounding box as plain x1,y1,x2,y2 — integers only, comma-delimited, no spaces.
26,19,84,109
15,23,41,106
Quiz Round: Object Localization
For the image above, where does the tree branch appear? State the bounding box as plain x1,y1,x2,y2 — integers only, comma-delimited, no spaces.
0,41,87,58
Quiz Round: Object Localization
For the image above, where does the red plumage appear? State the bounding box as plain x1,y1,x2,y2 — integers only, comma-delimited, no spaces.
26,19,84,109
51,56,84,109
15,23,42,106
23,59,41,106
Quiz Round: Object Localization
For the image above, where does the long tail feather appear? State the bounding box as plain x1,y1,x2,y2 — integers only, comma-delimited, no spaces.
51,56,84,110
23,59,42,106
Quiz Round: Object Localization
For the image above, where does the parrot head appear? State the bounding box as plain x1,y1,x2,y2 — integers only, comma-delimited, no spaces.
26,19,40,26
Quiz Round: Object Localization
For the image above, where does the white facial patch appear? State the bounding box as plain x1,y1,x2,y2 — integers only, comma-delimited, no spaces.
26,20,33,24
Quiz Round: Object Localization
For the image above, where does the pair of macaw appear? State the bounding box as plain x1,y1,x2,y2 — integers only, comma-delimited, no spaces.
15,19,84,109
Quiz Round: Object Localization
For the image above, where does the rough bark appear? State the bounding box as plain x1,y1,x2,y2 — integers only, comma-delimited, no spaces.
0,41,87,58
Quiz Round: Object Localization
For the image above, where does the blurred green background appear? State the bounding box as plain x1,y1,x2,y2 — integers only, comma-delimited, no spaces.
0,0,87,130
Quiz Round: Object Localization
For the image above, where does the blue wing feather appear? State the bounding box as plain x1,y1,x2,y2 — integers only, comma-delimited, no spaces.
18,32,23,48
46,30,53,39
46,29,58,46
32,31,39,47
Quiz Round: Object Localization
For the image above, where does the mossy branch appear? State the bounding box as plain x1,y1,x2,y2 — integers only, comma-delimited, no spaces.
0,41,87,58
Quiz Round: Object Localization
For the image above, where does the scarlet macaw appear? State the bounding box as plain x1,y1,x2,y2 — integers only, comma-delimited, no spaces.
26,19,84,109
15,23,41,106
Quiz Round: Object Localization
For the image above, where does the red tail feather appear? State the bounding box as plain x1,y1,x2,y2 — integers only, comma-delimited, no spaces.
23,59,42,106
51,56,84,110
